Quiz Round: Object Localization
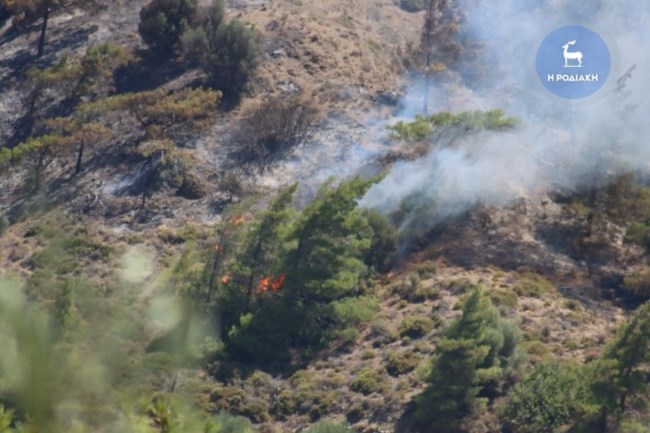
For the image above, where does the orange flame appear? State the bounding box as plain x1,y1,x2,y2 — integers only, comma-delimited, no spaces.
272,274,286,292
214,243,223,253
255,276,272,294
254,274,286,294
221,274,231,285
233,215,245,225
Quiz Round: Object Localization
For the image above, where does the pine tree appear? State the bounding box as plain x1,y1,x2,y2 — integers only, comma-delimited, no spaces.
16,43,130,148
590,301,650,431
278,177,377,348
181,0,260,99
225,177,387,368
138,0,199,54
236,184,297,308
414,287,522,432
44,115,110,176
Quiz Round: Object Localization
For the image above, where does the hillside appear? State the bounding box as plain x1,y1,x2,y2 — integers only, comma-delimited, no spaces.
0,1,650,433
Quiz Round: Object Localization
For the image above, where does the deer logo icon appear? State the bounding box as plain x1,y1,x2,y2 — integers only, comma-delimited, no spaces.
562,40,583,67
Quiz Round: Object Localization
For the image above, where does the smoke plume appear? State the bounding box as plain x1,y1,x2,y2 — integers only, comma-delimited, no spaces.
360,0,650,230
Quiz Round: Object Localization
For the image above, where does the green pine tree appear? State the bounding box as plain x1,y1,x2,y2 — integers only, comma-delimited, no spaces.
590,301,650,431
414,287,522,432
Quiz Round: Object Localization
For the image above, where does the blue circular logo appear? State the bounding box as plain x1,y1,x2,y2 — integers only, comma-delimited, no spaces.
536,25,611,99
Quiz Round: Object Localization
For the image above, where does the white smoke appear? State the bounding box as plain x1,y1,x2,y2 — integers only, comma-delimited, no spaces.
360,0,650,229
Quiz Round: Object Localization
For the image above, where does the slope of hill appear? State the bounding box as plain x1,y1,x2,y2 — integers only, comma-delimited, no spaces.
0,1,649,432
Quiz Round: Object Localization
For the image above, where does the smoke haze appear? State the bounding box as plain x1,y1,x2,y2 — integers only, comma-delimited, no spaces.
360,0,650,230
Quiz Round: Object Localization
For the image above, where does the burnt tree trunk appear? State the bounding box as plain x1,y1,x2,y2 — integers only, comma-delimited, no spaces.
37,6,49,58
75,141,84,175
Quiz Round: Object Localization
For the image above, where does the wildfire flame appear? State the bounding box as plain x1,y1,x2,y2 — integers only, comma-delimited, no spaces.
256,276,271,294
214,244,223,253
221,274,231,285
272,274,286,292
233,215,245,225
255,274,286,294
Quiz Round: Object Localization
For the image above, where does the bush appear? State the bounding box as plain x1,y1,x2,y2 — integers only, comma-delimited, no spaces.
368,319,399,347
399,0,427,12
625,220,650,251
489,289,518,310
304,421,354,433
332,327,361,350
234,96,319,163
213,413,256,433
182,0,261,99
204,385,270,423
391,276,439,303
500,362,590,433
416,263,437,279
624,268,650,299
139,0,199,54
513,273,553,298
332,296,379,327
398,315,435,339
385,350,421,376
350,368,385,395
521,340,551,358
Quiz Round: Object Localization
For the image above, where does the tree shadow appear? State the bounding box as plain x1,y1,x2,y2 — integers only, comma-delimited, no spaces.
114,49,188,94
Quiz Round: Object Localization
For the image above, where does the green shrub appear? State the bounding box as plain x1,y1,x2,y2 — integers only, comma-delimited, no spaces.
624,268,650,299
385,350,421,376
489,289,518,310
391,276,439,303
500,362,590,433
304,421,354,433
182,0,260,99
619,419,650,433
514,273,553,298
333,327,361,350
205,385,270,423
213,412,256,433
308,391,338,421
416,263,437,279
399,0,427,12
139,0,199,53
369,319,399,347
350,368,385,395
332,296,379,327
521,340,551,358
398,315,435,339
625,220,650,251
